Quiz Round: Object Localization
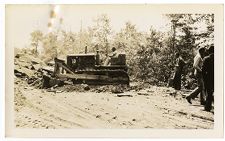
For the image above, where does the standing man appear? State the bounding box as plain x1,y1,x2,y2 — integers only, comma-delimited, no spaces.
173,53,185,90
202,46,214,111
186,47,206,105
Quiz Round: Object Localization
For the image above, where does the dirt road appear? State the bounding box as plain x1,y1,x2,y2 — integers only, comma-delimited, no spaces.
14,79,214,129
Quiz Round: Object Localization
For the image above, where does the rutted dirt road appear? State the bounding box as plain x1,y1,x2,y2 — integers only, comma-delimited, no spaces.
14,78,214,129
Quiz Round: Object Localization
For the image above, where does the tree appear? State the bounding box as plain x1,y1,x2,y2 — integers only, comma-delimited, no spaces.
77,28,94,53
30,30,43,55
57,31,77,57
42,32,58,62
91,14,112,56
112,21,144,79
192,14,214,49
135,28,165,83
113,21,142,50
166,14,214,55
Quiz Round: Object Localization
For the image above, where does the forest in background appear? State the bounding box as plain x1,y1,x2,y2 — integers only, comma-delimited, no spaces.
16,14,214,89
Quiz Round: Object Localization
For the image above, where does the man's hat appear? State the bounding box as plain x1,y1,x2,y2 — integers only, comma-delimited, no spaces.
112,47,116,52
198,47,205,53
208,45,214,54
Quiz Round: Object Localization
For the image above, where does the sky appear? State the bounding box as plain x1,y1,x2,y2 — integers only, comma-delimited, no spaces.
6,4,171,49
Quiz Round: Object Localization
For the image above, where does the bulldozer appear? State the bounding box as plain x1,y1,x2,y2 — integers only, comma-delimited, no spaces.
51,48,129,85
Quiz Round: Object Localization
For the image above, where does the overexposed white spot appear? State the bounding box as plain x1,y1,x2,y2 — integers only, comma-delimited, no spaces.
54,5,60,14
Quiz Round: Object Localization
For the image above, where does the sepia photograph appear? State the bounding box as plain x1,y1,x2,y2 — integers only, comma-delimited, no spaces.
4,4,223,138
